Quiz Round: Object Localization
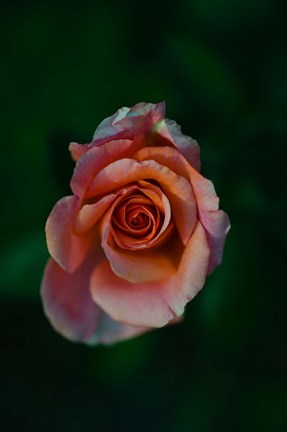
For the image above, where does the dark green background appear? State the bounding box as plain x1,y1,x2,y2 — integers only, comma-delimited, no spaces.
1,0,286,430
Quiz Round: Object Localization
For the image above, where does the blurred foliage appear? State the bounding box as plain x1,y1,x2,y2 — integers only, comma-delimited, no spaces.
1,0,286,431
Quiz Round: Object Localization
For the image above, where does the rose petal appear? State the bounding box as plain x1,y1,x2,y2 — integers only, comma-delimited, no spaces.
75,184,140,235
41,256,149,345
180,160,230,272
41,255,101,343
86,158,197,245
70,138,144,198
69,102,165,163
90,222,209,327
137,180,166,213
46,196,91,273
91,102,166,145
152,119,201,171
74,194,117,235
201,210,230,274
132,146,230,271
69,142,90,162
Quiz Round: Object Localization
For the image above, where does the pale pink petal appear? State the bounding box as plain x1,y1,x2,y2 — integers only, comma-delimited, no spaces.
182,161,230,272
46,196,91,273
70,138,144,198
132,146,230,272
201,210,230,274
41,255,101,343
68,103,165,164
90,260,174,327
90,222,209,327
152,119,201,171
91,102,166,146
86,158,197,245
41,256,149,345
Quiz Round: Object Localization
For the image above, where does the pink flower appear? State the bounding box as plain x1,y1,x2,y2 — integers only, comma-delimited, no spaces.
41,102,230,345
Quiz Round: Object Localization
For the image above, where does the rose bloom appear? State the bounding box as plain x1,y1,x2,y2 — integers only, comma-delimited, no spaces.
41,102,230,345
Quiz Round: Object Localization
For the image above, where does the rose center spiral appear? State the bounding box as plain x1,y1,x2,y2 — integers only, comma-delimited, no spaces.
110,192,165,250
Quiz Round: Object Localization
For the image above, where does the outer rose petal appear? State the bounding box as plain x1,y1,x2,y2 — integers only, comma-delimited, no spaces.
132,146,230,271
181,161,230,273
41,256,148,345
41,256,101,342
201,210,230,274
46,196,91,273
152,119,201,171
90,222,209,327
68,103,166,162
92,102,166,145
69,142,90,162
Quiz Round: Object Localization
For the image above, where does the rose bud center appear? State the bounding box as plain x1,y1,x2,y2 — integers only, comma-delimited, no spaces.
110,191,172,251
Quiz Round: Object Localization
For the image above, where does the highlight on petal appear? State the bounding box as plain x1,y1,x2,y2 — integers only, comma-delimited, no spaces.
91,102,166,146
90,222,209,327
41,255,149,345
46,196,91,273
86,158,197,245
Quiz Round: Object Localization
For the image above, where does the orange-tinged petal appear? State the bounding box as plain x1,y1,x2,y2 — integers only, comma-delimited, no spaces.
86,158,197,245
74,194,117,235
102,209,180,283
70,139,144,198
46,196,90,273
137,180,166,213
90,222,209,327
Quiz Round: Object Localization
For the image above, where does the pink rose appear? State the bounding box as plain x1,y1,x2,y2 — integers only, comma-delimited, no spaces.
41,102,230,345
